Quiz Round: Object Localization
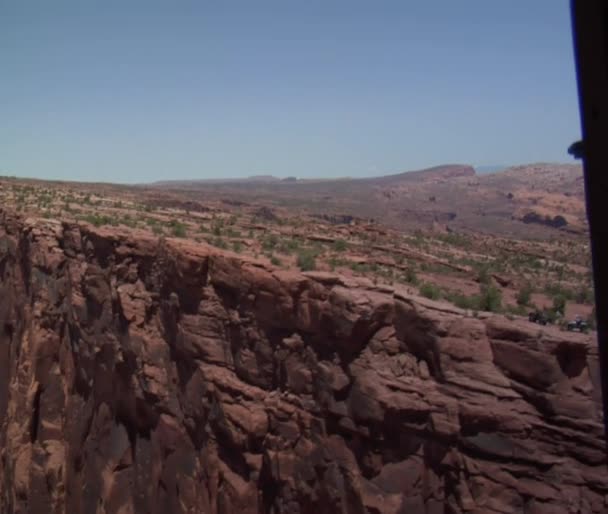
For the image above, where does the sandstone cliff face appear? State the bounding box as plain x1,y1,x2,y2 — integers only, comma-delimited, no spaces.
0,209,606,514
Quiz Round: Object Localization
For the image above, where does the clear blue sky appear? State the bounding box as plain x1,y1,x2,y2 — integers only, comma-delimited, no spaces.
1,1,580,183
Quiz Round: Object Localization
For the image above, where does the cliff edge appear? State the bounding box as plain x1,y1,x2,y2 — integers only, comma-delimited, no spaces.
0,209,606,513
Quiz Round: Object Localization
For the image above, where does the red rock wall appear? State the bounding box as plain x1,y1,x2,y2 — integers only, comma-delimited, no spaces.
0,210,606,513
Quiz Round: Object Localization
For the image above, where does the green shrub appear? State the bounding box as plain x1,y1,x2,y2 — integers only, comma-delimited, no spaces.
516,284,533,306
120,215,137,228
444,291,478,310
81,214,117,227
333,239,348,252
404,267,419,285
478,285,502,312
437,232,473,249
544,283,574,301
419,282,441,300
232,240,243,253
552,294,567,316
212,220,224,236
506,303,527,316
169,221,187,238
262,233,279,251
212,236,228,249
270,255,281,266
476,265,491,285
296,249,316,271
280,238,300,253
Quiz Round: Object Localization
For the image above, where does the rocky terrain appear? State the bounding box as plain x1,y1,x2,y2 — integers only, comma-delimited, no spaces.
151,163,588,239
0,168,596,326
1,208,606,513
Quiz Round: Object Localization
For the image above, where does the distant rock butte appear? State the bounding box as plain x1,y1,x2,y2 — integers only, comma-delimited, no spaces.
0,208,606,513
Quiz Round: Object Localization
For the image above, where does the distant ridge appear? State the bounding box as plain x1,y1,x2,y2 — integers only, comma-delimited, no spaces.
150,164,475,187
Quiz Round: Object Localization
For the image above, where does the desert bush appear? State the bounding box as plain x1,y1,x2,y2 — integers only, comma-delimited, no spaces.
270,255,281,266
404,267,419,285
120,215,137,228
516,284,533,306
212,236,228,249
419,282,441,300
296,249,316,271
262,233,279,251
505,303,527,316
282,238,301,253
212,219,224,236
552,294,567,316
437,232,473,249
478,285,502,312
544,282,574,301
169,220,187,238
476,265,491,285
333,239,348,252
444,291,478,310
81,214,117,227
232,240,243,253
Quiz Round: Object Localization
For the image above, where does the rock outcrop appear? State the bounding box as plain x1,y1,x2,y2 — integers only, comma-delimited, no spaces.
0,209,606,513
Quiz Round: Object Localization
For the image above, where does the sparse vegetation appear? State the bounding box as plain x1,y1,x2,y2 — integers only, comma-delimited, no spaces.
169,220,187,238
404,267,418,285
516,284,533,306
419,282,441,300
552,294,567,316
212,236,228,249
333,239,348,252
262,233,279,251
80,214,118,227
478,285,502,313
296,249,316,271
0,169,595,334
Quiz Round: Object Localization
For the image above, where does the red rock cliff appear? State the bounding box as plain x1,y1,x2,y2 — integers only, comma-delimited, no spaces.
0,209,606,513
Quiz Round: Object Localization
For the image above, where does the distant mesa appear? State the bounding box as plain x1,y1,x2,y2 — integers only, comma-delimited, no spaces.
246,175,281,182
